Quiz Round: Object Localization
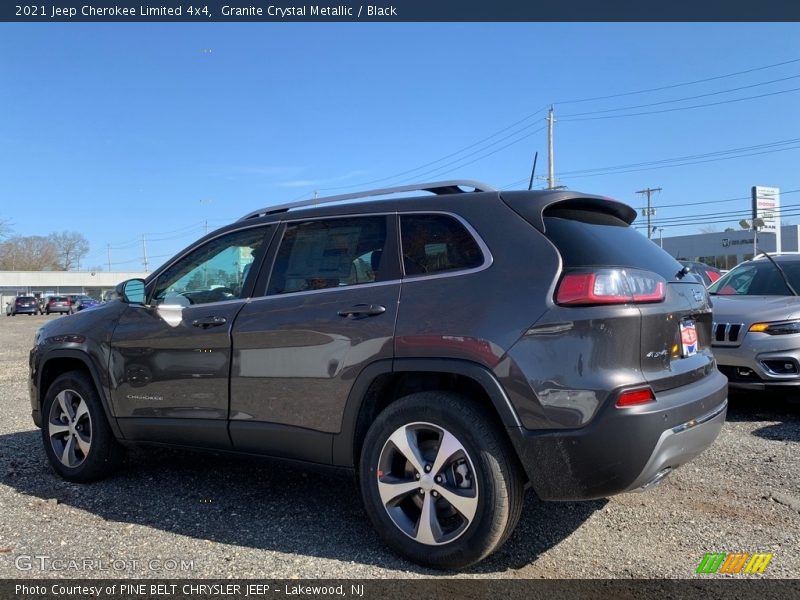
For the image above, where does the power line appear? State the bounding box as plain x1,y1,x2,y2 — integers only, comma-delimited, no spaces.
560,85,800,122
555,57,800,105
315,106,550,193
560,73,800,118
558,142,800,180
642,188,800,210
558,137,800,177
285,56,800,200
637,205,800,230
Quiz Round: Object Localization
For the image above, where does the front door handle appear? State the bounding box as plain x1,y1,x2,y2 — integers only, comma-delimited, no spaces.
337,304,386,319
192,316,227,328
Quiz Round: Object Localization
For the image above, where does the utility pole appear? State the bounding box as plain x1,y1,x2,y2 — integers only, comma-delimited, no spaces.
107,244,111,272
547,106,555,189
636,187,662,239
142,234,149,272
204,220,209,235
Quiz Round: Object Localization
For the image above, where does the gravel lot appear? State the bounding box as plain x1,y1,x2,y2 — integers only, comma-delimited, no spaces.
0,314,797,579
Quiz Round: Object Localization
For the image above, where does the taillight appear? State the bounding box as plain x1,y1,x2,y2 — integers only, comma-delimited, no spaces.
616,388,655,407
556,268,666,306
707,271,721,283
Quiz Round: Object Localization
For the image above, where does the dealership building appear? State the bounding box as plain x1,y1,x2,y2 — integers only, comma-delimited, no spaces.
0,270,146,308
660,225,800,270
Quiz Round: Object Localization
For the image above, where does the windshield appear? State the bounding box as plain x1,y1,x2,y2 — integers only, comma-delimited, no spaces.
708,259,800,296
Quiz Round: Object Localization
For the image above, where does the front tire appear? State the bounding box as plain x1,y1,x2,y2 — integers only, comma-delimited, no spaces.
41,371,123,482
359,391,524,570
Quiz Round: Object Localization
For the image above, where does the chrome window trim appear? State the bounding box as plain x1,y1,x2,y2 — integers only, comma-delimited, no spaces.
249,278,402,303
398,211,493,283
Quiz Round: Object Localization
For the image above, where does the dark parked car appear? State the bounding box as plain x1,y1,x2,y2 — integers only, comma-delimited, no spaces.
681,260,722,287
9,296,40,316
708,253,800,391
45,296,72,315
72,295,101,312
29,181,727,569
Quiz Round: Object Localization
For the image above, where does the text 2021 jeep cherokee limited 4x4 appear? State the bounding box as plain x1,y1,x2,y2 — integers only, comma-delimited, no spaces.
29,181,727,569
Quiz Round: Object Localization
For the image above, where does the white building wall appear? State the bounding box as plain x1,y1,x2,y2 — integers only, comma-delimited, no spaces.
0,271,146,306
661,225,800,270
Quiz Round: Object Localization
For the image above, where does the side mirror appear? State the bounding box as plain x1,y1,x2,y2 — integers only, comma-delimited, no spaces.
118,279,146,305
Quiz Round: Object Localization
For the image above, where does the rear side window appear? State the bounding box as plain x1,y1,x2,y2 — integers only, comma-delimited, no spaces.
268,216,387,295
543,214,683,281
400,214,483,277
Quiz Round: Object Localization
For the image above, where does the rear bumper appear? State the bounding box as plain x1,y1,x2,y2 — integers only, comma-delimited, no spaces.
507,370,728,501
14,307,38,314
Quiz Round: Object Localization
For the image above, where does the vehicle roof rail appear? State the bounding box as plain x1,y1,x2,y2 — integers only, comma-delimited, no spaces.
237,180,497,221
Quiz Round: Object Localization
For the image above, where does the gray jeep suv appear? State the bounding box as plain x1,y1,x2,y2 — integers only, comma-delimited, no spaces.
29,181,727,569
709,253,800,390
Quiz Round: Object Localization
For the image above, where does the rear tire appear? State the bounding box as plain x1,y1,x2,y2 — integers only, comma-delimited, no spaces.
359,391,524,570
41,371,123,482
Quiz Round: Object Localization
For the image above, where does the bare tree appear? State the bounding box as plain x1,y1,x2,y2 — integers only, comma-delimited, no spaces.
50,231,90,271
0,236,59,270
0,218,12,240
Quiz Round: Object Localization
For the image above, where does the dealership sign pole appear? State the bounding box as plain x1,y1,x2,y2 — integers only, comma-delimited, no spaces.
752,186,781,254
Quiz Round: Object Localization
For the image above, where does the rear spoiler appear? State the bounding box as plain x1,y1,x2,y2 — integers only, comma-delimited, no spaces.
500,190,637,232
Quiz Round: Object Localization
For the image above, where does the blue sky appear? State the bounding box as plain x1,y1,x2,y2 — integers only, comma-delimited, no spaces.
2,23,800,271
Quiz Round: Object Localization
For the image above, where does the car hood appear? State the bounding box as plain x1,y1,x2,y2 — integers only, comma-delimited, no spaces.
37,300,127,343
711,295,800,324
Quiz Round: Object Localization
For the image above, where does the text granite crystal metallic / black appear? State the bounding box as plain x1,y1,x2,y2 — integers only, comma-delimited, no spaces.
28,180,727,570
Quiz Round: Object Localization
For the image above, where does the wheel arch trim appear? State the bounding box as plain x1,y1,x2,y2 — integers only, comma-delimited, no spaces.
37,349,123,439
332,357,522,467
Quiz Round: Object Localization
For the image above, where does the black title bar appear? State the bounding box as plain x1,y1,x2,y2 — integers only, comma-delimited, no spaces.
3,0,800,22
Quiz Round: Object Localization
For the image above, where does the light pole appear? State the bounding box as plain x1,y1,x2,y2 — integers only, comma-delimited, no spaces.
739,218,766,258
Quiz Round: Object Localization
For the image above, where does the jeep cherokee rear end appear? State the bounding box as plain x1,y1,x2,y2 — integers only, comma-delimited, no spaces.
29,181,726,570
495,192,727,500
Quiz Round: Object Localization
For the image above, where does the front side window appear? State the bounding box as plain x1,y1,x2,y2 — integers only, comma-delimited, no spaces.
152,227,270,306
268,216,387,295
400,214,483,277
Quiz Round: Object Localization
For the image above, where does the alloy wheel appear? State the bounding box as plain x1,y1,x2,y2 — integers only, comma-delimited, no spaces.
48,389,92,468
377,422,479,546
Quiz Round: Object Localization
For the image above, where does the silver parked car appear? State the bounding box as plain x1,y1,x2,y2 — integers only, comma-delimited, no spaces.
709,253,800,391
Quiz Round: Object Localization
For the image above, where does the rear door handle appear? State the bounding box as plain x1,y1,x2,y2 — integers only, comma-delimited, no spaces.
192,316,227,328
337,304,386,319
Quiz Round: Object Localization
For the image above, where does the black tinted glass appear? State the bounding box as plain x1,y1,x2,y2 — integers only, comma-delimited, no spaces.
544,216,684,281
400,214,483,277
268,216,387,295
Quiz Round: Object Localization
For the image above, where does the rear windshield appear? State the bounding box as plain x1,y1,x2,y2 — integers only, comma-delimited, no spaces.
50,296,67,301
543,213,684,281
17,296,35,301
